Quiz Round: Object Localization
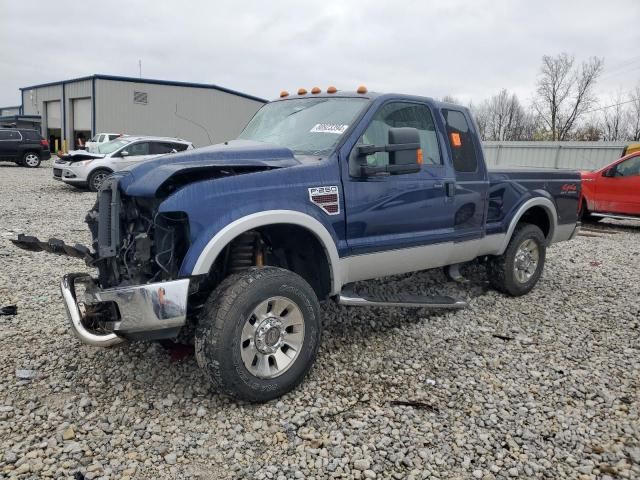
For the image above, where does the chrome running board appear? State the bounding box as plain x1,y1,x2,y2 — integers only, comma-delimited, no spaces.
337,286,467,309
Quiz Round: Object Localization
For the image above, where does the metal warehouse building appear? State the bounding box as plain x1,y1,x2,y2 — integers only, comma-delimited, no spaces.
19,74,266,151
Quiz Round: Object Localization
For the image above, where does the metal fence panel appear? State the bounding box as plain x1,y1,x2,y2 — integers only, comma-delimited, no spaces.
483,141,627,170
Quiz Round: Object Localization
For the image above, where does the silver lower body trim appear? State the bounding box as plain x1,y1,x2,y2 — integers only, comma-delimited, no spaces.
61,273,190,346
338,287,467,309
553,222,580,243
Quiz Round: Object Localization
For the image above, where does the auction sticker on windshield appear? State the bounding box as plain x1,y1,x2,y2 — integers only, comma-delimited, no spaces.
310,124,349,134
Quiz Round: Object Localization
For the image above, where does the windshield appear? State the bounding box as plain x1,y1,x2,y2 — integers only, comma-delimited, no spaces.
95,138,131,155
238,97,368,156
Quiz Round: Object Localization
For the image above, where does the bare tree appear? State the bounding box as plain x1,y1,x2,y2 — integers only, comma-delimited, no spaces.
471,89,535,141
441,95,461,105
628,85,640,141
533,53,604,140
600,91,628,141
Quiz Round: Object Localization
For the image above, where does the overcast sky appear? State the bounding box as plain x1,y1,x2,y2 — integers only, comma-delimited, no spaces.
1,0,639,109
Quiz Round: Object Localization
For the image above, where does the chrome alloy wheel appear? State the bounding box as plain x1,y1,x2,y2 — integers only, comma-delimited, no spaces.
514,238,540,283
241,296,305,379
24,153,40,167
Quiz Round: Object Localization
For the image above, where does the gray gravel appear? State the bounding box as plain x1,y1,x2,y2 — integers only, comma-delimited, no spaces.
1,161,639,479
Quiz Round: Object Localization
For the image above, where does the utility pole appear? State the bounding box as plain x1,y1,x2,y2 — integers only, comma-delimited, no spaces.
139,60,142,78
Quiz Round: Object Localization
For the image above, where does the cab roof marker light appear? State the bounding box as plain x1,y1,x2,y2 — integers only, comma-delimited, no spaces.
280,90,289,98
297,88,308,95
357,85,368,94
327,86,338,94
311,87,321,94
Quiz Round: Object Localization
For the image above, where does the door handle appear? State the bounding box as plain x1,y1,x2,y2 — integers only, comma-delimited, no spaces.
433,182,444,188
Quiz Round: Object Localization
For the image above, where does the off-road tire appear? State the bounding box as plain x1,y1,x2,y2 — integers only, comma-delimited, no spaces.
488,224,546,297
22,151,41,168
195,267,321,402
88,169,112,192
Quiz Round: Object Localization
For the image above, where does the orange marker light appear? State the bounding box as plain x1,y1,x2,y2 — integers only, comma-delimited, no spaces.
311,87,321,94
297,88,308,95
357,85,368,94
416,148,424,164
280,90,289,98
327,86,337,94
450,132,462,147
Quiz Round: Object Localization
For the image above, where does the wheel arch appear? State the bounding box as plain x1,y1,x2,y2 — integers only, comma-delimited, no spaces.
190,210,342,296
499,197,557,254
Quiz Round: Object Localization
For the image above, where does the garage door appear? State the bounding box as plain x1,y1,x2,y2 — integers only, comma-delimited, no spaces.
46,101,61,129
73,98,91,131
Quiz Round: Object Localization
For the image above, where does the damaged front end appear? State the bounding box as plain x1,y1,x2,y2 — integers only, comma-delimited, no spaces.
12,175,193,346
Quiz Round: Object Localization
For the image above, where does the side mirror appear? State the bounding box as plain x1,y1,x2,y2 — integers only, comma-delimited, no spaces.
602,167,615,177
119,150,129,157
350,127,421,178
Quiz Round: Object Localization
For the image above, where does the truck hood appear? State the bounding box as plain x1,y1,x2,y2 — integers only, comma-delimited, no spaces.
118,139,302,198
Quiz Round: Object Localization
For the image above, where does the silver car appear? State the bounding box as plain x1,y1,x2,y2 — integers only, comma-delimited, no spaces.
53,136,194,191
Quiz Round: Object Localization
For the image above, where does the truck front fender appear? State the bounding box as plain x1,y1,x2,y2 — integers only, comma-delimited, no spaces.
182,210,343,295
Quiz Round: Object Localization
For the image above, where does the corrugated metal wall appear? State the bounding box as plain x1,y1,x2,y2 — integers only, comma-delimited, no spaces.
95,79,264,147
0,107,20,116
65,80,92,144
22,84,63,137
483,141,628,170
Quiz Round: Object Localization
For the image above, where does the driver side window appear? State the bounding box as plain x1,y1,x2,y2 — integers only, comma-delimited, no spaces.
360,102,441,168
126,142,150,156
615,156,640,177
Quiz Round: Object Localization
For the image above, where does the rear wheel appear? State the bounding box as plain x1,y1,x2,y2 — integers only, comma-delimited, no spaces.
195,267,321,402
22,152,41,168
488,224,546,297
88,169,112,192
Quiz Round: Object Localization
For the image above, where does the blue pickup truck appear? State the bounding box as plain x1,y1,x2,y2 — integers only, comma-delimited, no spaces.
14,87,581,401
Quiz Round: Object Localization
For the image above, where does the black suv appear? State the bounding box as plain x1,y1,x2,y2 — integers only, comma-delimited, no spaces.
0,128,51,168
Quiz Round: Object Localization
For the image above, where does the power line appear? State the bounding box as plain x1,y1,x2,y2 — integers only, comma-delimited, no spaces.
584,97,638,114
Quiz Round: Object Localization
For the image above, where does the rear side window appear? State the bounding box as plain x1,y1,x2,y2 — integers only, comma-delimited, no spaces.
98,135,105,142
172,142,189,152
107,134,120,141
442,109,478,173
151,142,178,154
22,130,40,141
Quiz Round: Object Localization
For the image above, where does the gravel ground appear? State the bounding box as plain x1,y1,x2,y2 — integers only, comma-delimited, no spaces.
0,161,639,480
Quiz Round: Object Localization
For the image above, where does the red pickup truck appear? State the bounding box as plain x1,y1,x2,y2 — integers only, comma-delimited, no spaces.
580,151,640,220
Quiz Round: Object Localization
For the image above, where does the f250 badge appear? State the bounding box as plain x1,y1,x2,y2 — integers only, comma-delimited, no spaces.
308,186,340,215
561,183,577,194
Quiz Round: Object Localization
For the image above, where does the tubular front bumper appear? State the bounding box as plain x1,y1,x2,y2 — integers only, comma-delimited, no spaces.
61,273,190,346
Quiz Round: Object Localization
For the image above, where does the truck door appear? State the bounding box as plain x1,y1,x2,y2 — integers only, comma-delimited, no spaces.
341,100,456,255
596,154,640,215
441,108,489,241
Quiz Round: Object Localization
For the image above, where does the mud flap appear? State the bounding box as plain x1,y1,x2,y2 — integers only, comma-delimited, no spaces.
10,234,94,262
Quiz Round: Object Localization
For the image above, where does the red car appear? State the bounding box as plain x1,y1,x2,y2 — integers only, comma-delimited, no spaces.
580,151,640,220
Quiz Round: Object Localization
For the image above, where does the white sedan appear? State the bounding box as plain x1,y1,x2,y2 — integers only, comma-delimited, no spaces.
53,136,194,191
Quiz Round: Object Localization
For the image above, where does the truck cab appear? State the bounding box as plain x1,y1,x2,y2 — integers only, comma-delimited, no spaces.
14,87,581,402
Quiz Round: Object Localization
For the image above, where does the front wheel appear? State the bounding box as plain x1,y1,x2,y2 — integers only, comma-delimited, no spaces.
87,169,112,192
195,267,321,402
488,224,546,297
22,152,41,168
